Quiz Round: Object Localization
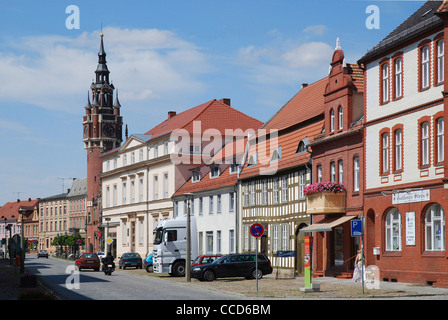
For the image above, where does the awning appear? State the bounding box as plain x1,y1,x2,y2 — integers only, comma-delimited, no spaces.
299,215,356,233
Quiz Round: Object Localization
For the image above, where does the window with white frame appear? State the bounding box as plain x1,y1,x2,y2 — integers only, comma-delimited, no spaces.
382,63,389,103
338,160,343,184
330,162,336,182
153,175,158,200
281,176,288,203
425,204,445,251
437,118,444,163
338,107,343,130
330,109,335,132
382,132,389,173
250,182,255,206
122,182,127,204
385,208,401,251
229,192,235,212
210,165,220,178
113,185,117,206
317,165,322,183
131,180,135,204
229,230,235,253
262,180,267,205
273,178,279,204
299,171,305,198
163,173,168,198
421,45,430,89
199,197,203,215
272,224,278,253
244,184,249,207
438,40,444,83
209,196,214,214
394,57,402,98
106,186,110,208
354,157,359,192
217,194,222,213
394,129,402,171
421,121,429,166
139,179,144,202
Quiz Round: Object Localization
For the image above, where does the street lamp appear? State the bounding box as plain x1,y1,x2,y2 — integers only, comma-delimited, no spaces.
184,193,194,282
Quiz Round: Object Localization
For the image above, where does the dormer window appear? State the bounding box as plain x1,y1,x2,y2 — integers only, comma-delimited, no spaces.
192,170,201,182
248,153,257,167
210,165,220,178
230,163,239,174
271,147,281,162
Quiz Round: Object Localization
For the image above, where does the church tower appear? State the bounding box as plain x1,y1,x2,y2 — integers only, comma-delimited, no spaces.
82,33,123,251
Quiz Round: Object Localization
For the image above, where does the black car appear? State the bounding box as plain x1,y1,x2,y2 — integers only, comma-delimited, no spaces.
37,250,49,258
191,253,273,281
119,252,143,269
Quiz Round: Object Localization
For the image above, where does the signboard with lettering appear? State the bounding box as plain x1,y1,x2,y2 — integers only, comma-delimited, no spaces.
351,220,363,237
392,189,430,204
406,212,416,246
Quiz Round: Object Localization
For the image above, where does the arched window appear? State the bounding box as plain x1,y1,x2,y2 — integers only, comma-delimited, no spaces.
385,208,401,251
425,204,445,251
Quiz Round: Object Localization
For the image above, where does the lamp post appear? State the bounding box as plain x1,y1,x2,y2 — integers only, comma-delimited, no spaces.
184,193,194,282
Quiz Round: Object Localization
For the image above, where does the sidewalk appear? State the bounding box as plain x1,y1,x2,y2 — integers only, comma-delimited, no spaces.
1,257,448,299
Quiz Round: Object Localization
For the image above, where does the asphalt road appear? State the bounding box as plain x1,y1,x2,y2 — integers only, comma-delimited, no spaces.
25,256,241,300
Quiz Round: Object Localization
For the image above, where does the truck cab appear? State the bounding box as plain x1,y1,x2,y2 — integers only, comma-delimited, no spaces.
153,216,197,276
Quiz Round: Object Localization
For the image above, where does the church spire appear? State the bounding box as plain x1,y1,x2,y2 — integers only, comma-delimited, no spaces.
95,33,110,84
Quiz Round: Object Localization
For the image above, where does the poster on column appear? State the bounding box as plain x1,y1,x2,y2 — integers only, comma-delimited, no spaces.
406,212,415,246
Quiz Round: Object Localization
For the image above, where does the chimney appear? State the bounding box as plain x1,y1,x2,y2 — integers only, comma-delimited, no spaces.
301,83,308,89
28,198,31,202
17,199,20,203
168,111,176,119
220,98,231,106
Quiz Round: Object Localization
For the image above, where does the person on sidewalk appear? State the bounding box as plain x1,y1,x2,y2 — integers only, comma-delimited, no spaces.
352,250,365,282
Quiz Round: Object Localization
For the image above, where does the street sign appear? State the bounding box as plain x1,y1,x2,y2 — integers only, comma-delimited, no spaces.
351,219,363,237
76,239,82,245
96,231,102,239
106,237,113,245
250,223,264,238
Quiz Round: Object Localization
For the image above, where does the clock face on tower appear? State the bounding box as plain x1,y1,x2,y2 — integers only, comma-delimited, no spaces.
103,124,115,137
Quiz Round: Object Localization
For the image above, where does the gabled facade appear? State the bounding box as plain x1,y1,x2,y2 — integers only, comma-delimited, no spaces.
302,40,364,278
238,80,326,278
0,198,40,254
38,193,69,252
358,0,448,286
100,99,262,259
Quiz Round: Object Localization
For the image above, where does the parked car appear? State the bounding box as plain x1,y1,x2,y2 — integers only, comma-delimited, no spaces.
97,251,106,261
37,250,49,258
75,252,100,271
119,252,143,269
191,254,223,267
191,253,273,281
144,253,153,273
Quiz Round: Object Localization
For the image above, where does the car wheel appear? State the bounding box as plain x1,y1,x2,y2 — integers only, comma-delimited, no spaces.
203,270,215,282
172,261,185,277
146,265,153,273
251,269,263,280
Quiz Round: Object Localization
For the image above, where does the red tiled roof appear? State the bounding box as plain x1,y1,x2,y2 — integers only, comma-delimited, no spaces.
173,166,237,197
262,78,326,132
145,99,263,140
239,120,323,179
0,199,39,220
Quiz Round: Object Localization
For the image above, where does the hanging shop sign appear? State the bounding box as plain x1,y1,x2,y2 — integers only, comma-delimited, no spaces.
392,189,430,205
405,212,416,246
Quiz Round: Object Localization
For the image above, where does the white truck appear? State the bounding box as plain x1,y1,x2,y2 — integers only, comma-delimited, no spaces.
153,216,198,276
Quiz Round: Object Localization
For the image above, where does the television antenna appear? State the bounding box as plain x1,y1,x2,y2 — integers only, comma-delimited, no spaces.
58,178,75,193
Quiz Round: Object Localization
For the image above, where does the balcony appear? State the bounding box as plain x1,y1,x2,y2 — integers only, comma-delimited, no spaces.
304,182,346,215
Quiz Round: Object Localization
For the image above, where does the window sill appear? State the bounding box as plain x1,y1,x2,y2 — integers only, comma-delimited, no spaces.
382,251,402,257
422,251,446,258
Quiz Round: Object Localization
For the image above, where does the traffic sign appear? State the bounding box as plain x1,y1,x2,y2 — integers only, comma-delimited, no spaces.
250,223,264,238
106,237,113,245
76,239,82,245
351,219,363,237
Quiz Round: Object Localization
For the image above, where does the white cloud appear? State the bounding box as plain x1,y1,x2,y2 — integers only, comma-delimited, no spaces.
0,27,213,113
303,25,328,36
282,42,333,68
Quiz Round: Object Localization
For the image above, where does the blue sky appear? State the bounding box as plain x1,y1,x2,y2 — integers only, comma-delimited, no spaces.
0,0,426,205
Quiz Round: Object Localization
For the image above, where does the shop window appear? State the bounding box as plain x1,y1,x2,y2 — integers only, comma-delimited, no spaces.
385,208,402,251
425,204,445,251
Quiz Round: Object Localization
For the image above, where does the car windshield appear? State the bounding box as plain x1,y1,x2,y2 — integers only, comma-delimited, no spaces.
82,253,98,259
124,253,140,258
192,256,201,264
154,227,163,245
97,251,104,255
